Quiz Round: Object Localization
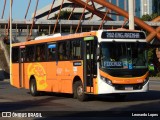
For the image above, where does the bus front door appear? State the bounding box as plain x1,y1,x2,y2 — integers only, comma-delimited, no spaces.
19,47,25,88
83,37,97,93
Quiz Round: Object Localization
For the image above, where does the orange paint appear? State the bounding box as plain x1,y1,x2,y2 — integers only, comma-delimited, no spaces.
99,69,149,84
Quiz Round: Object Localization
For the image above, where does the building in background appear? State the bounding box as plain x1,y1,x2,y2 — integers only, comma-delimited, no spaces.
34,0,159,21
152,0,160,15
35,0,105,20
141,0,153,16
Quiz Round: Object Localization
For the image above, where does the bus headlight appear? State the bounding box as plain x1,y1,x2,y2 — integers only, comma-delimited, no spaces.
100,76,113,86
143,77,149,85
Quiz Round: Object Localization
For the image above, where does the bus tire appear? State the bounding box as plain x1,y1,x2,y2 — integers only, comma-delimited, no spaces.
29,79,39,96
74,81,87,101
73,83,77,99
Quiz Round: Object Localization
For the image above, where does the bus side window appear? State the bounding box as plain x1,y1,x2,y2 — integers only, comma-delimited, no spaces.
26,46,35,62
35,44,46,62
58,42,64,60
47,44,56,61
12,47,19,63
58,42,69,60
71,39,81,60
66,41,71,60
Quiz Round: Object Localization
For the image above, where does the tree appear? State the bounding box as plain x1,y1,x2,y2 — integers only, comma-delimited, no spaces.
141,14,152,21
141,13,159,21
52,10,78,20
151,13,159,20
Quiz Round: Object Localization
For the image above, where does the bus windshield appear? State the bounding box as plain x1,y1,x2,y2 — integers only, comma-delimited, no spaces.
100,42,148,70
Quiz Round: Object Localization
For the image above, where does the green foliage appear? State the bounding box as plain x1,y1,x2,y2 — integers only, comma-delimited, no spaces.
141,13,159,21
141,14,152,21
151,13,159,20
6,44,10,54
52,10,78,20
148,48,154,63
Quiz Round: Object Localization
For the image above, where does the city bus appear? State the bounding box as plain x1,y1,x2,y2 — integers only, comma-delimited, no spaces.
11,28,149,101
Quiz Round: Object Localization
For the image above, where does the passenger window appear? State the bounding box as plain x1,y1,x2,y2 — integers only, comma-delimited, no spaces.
47,43,56,61
12,47,19,63
35,44,46,62
58,42,64,60
26,46,35,62
71,39,81,59
58,41,71,60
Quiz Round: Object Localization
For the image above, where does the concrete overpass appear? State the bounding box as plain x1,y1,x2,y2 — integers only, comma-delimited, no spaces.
0,19,160,42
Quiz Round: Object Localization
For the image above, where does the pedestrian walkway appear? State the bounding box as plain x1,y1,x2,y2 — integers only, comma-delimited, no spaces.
149,77,160,80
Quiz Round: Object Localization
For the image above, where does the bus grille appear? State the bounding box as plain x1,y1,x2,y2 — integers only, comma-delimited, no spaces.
114,84,143,90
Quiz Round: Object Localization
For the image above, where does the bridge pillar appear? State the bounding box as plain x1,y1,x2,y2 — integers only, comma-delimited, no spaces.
38,25,40,34
27,25,29,36
4,25,6,36
70,25,72,33
49,25,51,34
15,24,17,41
91,26,93,31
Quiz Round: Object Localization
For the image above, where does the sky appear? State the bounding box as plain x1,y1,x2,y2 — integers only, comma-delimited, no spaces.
0,0,53,20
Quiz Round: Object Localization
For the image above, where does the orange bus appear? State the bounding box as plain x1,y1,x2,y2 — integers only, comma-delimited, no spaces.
11,29,149,101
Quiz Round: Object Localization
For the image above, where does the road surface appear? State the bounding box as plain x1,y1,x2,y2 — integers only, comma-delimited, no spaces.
0,79,160,119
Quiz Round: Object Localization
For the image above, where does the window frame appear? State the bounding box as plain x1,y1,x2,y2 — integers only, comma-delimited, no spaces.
12,47,19,63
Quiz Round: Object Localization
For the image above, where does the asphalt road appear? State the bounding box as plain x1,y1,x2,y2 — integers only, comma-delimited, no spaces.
0,79,160,119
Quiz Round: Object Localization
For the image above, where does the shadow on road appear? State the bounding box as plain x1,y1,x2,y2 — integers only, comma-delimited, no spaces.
0,81,160,119
87,90,160,102
0,96,68,112
33,100,160,119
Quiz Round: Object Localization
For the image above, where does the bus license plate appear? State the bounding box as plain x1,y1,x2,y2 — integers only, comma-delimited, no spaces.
125,86,133,90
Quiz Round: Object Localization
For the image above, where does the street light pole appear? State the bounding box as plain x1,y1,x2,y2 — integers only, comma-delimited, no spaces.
128,0,135,30
10,0,12,83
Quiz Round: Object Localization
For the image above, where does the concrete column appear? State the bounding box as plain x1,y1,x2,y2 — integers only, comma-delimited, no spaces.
49,25,51,34
128,0,135,30
109,0,112,18
116,0,119,21
70,25,72,34
27,25,29,36
15,24,17,40
38,25,40,35
91,26,93,31
4,25,6,36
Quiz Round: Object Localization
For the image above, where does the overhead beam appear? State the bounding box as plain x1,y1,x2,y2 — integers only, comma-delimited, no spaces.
25,0,31,19
1,0,6,19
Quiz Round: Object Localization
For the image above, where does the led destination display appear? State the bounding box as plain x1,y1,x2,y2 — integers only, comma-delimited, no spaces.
101,31,146,39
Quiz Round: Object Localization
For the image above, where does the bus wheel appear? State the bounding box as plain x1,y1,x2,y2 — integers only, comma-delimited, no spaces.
73,83,77,99
29,79,39,96
74,81,87,101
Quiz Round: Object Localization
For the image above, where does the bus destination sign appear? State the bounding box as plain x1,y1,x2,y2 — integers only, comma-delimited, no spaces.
101,31,145,39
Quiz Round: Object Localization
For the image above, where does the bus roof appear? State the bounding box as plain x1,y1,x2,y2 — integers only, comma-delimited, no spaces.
12,29,146,47
12,31,97,47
